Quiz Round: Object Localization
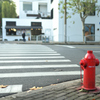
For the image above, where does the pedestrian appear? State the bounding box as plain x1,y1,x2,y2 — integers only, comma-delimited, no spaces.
22,31,26,42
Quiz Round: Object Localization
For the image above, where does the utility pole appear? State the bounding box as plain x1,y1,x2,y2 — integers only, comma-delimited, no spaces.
64,0,67,43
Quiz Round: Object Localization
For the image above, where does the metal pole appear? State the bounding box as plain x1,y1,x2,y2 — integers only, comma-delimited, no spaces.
64,0,67,43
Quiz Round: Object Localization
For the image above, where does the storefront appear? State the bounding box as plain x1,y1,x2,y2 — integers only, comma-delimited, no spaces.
31,22,42,41
4,21,42,41
2,18,52,41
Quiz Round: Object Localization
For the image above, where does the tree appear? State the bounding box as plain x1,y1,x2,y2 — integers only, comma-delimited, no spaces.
2,1,10,18
58,0,100,43
2,0,17,18
0,1,3,28
3,0,12,3
0,0,17,35
9,1,17,18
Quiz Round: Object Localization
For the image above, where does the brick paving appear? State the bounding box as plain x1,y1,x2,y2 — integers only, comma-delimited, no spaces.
0,75,100,100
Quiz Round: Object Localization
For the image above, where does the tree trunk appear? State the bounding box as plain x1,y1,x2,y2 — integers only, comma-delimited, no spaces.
82,20,85,43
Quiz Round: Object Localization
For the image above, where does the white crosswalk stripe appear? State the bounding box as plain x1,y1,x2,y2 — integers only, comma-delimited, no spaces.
0,71,80,78
0,52,57,53
0,64,79,69
93,51,100,53
0,56,65,59
55,45,76,48
0,53,60,56
0,44,80,93
0,60,71,63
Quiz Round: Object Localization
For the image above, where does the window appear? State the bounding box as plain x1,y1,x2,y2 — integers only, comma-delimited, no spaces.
6,22,16,36
83,3,95,16
23,2,32,11
31,22,42,26
31,29,41,35
39,4,47,13
51,0,53,3
85,24,95,41
51,9,53,19
6,29,16,36
6,22,16,26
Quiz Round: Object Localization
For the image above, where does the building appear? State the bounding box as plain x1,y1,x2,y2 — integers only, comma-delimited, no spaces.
2,0,52,42
51,0,100,42
2,0,100,42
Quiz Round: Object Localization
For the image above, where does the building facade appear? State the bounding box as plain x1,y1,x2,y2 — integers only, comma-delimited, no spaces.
2,0,52,41
52,0,100,42
2,0,100,42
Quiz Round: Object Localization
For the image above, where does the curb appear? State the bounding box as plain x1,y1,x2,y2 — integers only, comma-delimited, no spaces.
0,79,81,100
0,41,100,45
0,75,100,100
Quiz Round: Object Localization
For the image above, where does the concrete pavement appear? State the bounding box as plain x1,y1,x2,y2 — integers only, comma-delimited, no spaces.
0,75,100,100
1,40,100,45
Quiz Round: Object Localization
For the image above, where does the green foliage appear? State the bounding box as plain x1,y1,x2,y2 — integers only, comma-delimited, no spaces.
73,21,75,24
96,5,100,16
0,1,3,28
2,1,17,18
0,0,17,29
9,1,17,18
2,1,10,18
58,0,98,20
0,1,2,19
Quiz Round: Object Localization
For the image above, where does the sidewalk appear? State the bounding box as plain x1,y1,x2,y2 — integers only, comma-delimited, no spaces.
0,40,100,45
0,75,100,100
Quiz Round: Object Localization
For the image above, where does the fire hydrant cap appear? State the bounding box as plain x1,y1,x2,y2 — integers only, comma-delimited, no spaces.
87,50,93,53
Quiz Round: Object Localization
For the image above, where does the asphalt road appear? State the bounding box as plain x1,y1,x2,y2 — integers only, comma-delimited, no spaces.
47,45,100,74
0,44,100,97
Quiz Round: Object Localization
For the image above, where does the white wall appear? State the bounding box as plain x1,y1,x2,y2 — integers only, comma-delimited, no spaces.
19,0,50,19
51,0,59,42
57,0,100,42
2,18,52,41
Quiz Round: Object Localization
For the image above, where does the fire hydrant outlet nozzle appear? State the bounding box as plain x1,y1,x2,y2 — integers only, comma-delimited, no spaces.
80,59,87,70
95,59,99,66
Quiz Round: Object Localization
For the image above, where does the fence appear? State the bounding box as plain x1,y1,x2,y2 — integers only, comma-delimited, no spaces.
67,34,100,43
36,35,54,43
33,35,100,43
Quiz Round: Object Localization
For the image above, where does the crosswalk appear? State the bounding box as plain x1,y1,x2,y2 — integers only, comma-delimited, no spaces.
0,44,80,94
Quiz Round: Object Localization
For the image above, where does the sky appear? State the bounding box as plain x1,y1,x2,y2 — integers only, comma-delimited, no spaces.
12,0,19,15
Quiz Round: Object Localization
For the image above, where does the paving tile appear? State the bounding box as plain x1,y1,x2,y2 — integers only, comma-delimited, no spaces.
54,96,67,100
66,91,78,97
77,92,87,97
66,95,78,100
55,93,67,98
54,90,67,95
75,95,88,100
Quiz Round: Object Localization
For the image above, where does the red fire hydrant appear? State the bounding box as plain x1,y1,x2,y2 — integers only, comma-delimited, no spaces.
80,50,99,90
